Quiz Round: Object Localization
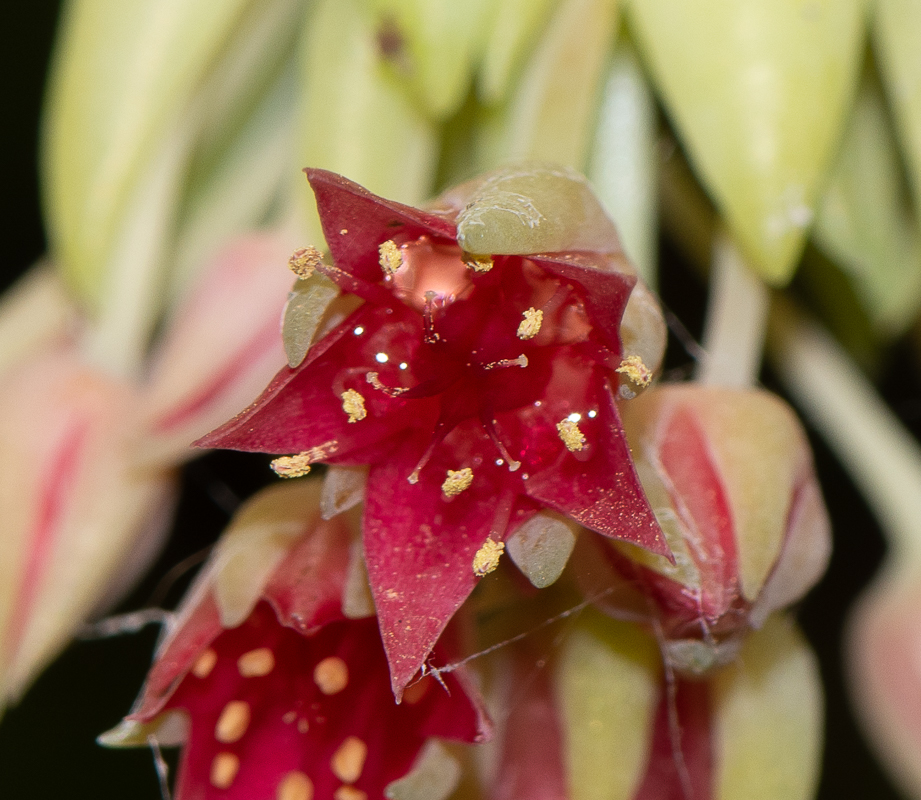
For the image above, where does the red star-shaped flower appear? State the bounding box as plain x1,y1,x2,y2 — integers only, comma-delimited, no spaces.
199,166,669,693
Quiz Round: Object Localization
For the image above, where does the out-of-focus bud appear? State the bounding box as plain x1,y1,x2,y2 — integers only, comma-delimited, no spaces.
479,609,823,800
102,479,490,800
0,346,176,709
579,384,831,673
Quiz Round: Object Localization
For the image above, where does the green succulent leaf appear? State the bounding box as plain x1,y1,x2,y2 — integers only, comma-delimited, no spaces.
628,0,868,284
814,71,921,338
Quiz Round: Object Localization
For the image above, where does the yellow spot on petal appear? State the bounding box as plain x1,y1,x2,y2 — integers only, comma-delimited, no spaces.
442,468,473,498
517,307,543,340
238,648,275,677
277,771,314,800
473,539,505,577
463,253,494,273
288,246,323,278
334,787,367,800
271,454,313,478
211,753,240,789
341,389,367,423
215,701,250,743
378,239,403,275
314,656,349,694
556,419,586,452
331,736,368,783
192,649,217,679
616,354,653,388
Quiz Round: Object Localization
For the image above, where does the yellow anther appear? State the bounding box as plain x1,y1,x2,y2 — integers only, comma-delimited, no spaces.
314,656,349,694
288,246,323,279
473,539,505,577
210,753,240,789
297,718,310,734
616,354,653,388
442,468,474,498
341,389,367,423
464,253,494,273
517,307,543,340
378,240,403,275
277,771,314,800
331,736,368,783
334,787,367,800
192,648,217,679
556,419,586,452
215,701,251,743
238,647,275,677
271,454,313,479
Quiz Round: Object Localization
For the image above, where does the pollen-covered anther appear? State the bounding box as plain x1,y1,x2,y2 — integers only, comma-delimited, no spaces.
341,389,367,423
616,354,653,388
238,647,275,677
484,354,528,370
288,246,323,278
473,539,505,577
556,419,586,452
334,787,367,800
378,239,403,275
517,307,543,340
215,700,251,743
331,736,368,783
192,648,217,679
211,753,240,789
463,252,494,273
271,453,313,479
277,771,314,800
442,468,473,497
314,656,349,694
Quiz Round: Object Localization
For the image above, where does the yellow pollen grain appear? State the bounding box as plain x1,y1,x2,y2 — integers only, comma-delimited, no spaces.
441,468,473,498
473,539,505,577
314,656,349,694
378,239,403,275
288,246,323,278
463,253,494,273
192,648,218,679
271,453,313,479
341,389,367,423
517,307,543,340
616,354,653,388
331,736,368,784
238,647,275,677
334,787,367,800
277,771,314,800
215,700,251,743
556,419,586,452
210,753,240,789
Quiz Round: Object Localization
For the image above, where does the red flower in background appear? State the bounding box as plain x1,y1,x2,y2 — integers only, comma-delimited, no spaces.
199,166,669,693
106,482,489,800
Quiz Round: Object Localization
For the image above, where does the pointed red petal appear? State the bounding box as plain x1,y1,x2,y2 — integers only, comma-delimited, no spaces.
306,169,457,284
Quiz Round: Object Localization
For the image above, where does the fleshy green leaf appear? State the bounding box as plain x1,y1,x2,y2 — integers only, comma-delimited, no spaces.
814,71,921,337
628,0,868,284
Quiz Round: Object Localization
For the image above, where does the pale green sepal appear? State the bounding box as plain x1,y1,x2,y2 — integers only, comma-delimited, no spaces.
506,512,578,589
296,0,439,243
587,39,658,287
875,0,921,230
475,0,621,170
712,615,823,800
478,0,558,106
212,481,323,629
557,609,660,800
97,710,189,749
628,0,868,284
42,0,255,309
385,740,462,800
368,0,493,120
815,72,921,337
282,274,341,368
455,165,622,256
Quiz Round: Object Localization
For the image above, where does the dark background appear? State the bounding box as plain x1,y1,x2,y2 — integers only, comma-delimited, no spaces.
0,3,913,798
